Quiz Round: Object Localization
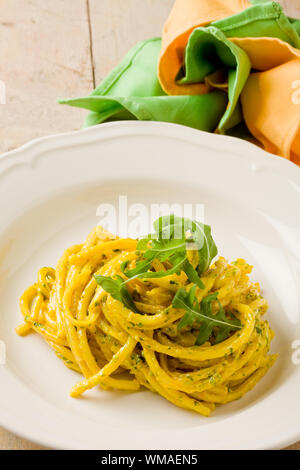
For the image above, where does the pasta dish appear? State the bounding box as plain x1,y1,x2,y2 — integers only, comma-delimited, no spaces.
16,215,277,416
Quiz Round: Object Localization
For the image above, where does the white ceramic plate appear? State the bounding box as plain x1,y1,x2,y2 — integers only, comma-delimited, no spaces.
0,121,299,450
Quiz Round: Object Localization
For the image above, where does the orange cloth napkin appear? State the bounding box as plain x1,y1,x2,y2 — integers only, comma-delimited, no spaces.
159,0,251,95
233,36,300,162
241,58,300,165
231,36,300,70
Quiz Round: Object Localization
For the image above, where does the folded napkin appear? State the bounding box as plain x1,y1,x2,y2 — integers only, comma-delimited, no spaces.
158,0,251,95
60,0,300,165
60,38,227,132
159,1,300,95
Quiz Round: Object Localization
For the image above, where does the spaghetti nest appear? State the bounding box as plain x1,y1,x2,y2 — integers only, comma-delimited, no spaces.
17,225,277,417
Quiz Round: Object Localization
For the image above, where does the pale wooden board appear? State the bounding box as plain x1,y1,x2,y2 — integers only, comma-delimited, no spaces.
0,427,46,450
0,0,94,153
0,0,300,451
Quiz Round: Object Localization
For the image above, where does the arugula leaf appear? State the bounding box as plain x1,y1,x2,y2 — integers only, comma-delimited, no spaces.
94,274,138,313
121,215,216,286
124,257,187,281
95,216,218,315
123,238,185,278
172,288,241,346
155,215,218,275
182,260,205,288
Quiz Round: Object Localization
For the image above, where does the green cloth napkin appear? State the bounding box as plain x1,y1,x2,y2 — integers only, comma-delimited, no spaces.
212,2,300,48
59,38,227,132
174,2,300,133
176,26,251,133
249,0,300,36
289,18,300,36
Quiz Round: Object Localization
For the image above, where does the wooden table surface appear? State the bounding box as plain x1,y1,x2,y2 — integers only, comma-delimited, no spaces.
0,0,299,450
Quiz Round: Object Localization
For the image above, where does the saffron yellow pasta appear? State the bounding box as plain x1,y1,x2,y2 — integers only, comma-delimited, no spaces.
16,225,277,416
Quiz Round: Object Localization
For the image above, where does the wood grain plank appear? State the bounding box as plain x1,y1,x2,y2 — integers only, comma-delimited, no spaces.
88,0,173,83
0,0,94,153
0,426,46,450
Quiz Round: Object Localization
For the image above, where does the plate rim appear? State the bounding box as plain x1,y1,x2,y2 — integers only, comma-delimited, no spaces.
1,121,300,177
